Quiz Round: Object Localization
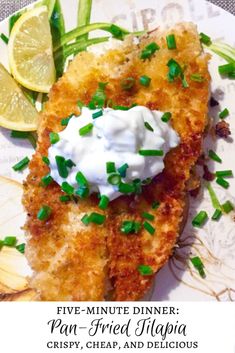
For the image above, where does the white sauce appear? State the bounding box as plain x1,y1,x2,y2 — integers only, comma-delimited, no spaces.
48,106,180,201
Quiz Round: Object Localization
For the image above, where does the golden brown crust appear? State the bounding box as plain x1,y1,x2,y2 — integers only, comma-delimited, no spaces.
23,22,210,301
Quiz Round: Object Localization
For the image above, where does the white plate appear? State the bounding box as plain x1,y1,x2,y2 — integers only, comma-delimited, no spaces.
0,0,234,301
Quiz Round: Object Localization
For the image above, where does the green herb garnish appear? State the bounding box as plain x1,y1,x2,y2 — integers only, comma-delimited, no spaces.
12,157,30,172
192,211,208,227
37,206,52,221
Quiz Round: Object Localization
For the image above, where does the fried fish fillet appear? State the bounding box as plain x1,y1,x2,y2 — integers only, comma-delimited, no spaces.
23,22,210,301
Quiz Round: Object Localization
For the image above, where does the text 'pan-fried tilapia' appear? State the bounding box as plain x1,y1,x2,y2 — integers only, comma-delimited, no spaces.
23,22,210,301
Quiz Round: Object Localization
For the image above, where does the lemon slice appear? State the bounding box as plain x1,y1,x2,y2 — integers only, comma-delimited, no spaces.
8,6,56,93
0,64,39,131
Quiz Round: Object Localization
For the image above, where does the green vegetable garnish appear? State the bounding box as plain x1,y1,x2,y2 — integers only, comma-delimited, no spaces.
92,110,103,119
98,195,110,210
0,33,9,44
37,206,52,221
16,243,25,254
140,42,159,60
108,174,121,186
219,108,229,119
55,156,68,178
167,58,188,88
75,186,89,199
138,264,153,276
79,123,93,136
118,182,135,194
152,201,160,209
208,150,222,163
12,157,30,172
144,122,154,132
76,171,88,186
139,75,151,87
212,209,222,221
88,212,106,225
121,220,141,234
50,132,60,144
42,156,50,165
192,211,208,227
88,82,108,109
61,182,74,195
142,212,155,221
215,170,233,178
118,163,129,178
139,150,164,157
60,195,71,202
222,201,234,214
216,177,229,189
41,174,53,187
199,32,212,46
61,115,73,126
106,162,116,174
161,112,172,123
190,256,206,278
3,236,17,247
190,73,205,82
166,34,176,50
143,221,155,235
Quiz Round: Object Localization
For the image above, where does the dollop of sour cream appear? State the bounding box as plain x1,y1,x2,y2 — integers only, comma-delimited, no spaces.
48,106,180,201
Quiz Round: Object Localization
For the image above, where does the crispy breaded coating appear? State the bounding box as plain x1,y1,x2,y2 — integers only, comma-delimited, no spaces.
23,22,210,301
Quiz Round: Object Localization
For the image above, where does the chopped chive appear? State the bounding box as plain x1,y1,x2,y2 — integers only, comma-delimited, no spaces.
140,42,159,60
108,174,121,186
81,214,90,226
132,179,142,194
79,123,93,136
109,24,125,39
190,256,206,278
37,206,52,221
166,34,176,49
76,171,88,186
118,182,135,194
121,77,135,90
89,212,106,225
0,240,3,249
59,195,71,203
190,73,205,82
167,58,182,81
77,101,84,109
152,201,160,209
192,210,208,227
61,182,74,195
106,162,116,174
66,159,76,168
216,177,229,189
41,174,53,187
219,108,229,119
199,32,212,46
212,209,222,221
218,63,235,76
42,156,50,165
16,243,25,254
143,221,155,235
228,71,235,79
55,156,68,178
142,212,155,221
138,264,153,276
92,110,103,119
120,221,141,234
88,82,108,109
12,157,30,172
118,163,129,178
208,150,222,163
99,195,110,210
207,183,222,210
222,200,234,214
0,33,9,44
3,236,17,247
161,112,172,123
11,131,29,139
215,170,233,178
182,74,189,88
50,132,60,145
61,115,73,126
75,186,89,199
144,122,154,132
139,149,164,157
139,75,151,87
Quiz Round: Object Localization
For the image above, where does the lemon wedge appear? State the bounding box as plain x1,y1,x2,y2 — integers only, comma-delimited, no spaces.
8,6,56,93
0,64,39,131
